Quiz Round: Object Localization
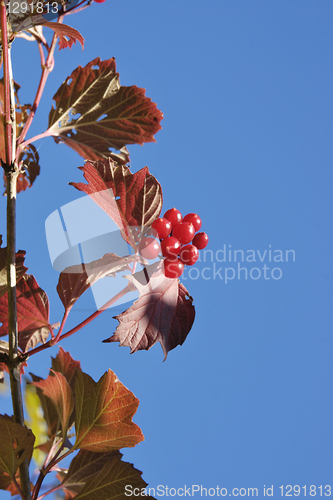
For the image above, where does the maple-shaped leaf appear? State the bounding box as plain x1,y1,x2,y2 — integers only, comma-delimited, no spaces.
103,264,195,359
70,160,163,246
61,450,156,500
30,373,61,440
41,21,84,50
0,274,51,352
60,450,120,496
0,247,27,298
0,79,41,194
57,252,141,312
51,347,81,388
0,415,35,479
74,369,143,452
48,57,163,160
32,372,74,439
30,349,81,439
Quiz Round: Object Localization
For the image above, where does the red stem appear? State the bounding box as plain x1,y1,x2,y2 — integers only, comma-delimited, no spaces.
32,439,68,500
1,2,12,162
27,283,134,357
16,17,61,154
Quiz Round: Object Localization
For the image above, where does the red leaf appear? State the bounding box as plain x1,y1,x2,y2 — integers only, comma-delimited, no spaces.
51,347,81,388
70,160,163,246
0,274,51,352
31,348,81,438
48,57,163,160
0,247,27,298
57,252,141,311
32,372,74,438
61,450,156,500
0,470,33,497
103,264,195,359
0,415,35,478
42,21,84,50
17,143,41,194
74,370,144,452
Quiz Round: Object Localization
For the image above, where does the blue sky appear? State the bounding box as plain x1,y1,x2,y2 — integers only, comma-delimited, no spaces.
1,1,333,499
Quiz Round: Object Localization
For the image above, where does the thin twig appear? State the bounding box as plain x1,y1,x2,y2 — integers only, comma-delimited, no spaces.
27,283,135,357
16,19,60,152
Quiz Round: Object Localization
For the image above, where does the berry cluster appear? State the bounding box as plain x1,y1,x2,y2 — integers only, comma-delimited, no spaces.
138,208,209,279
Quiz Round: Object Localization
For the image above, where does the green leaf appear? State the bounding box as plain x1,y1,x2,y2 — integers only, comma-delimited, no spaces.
24,382,48,467
74,370,144,452
48,57,163,160
0,415,35,478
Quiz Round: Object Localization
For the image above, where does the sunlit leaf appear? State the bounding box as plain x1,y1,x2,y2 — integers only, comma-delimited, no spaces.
103,263,195,359
70,160,163,246
57,252,141,312
30,373,60,440
31,349,81,440
74,370,143,452
32,372,74,438
42,21,84,50
48,57,163,160
51,347,81,389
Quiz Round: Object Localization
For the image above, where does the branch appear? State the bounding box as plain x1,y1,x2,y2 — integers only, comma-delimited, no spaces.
0,2,31,498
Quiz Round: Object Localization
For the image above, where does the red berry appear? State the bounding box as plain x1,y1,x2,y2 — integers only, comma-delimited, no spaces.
138,237,160,260
163,258,184,279
172,222,195,244
94,0,106,3
183,213,202,232
151,218,172,239
179,245,199,266
161,236,181,258
192,232,209,250
164,208,182,228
